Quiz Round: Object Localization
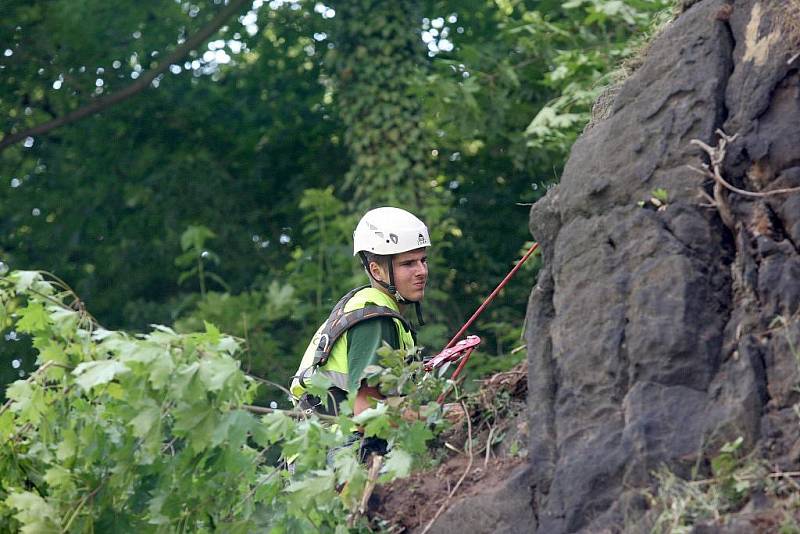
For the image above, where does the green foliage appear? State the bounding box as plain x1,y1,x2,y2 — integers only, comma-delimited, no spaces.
286,187,360,316
0,270,448,531
1,0,347,329
651,187,669,204
0,0,676,425
328,0,436,209
175,225,228,296
173,284,304,400
649,438,766,533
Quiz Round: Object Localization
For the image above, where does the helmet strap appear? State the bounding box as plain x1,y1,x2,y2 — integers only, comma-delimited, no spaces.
386,255,397,295
360,251,397,296
414,301,425,326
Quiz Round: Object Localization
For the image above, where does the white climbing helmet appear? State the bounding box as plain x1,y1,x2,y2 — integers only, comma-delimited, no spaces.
353,207,431,256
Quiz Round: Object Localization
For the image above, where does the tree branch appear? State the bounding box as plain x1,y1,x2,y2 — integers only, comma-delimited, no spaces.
0,0,251,153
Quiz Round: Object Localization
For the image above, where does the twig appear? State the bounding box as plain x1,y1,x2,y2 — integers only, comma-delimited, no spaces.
348,454,383,528
686,470,800,486
161,437,178,455
484,426,495,469
444,442,463,454
690,129,800,199
246,373,296,401
421,401,473,534
61,483,103,533
241,403,338,423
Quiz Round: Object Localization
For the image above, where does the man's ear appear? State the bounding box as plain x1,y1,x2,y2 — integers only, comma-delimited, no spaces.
369,260,387,282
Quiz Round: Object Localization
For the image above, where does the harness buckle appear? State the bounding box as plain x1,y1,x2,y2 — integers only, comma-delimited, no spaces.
317,333,330,353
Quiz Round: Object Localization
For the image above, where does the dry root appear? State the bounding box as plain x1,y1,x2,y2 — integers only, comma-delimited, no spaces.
689,129,800,231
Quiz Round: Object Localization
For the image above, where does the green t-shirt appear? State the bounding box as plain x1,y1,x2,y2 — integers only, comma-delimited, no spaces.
344,317,399,393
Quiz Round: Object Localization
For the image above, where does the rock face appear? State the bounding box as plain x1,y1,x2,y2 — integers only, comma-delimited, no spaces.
526,0,800,531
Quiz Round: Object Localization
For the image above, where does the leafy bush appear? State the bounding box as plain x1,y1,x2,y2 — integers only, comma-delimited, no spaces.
0,271,448,531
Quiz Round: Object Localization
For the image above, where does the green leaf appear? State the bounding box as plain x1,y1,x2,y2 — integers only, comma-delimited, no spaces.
216,335,239,354
0,410,14,440
50,307,79,332
285,469,336,499
352,402,388,425
11,271,41,293
353,403,392,438
333,450,362,486
382,448,413,478
129,401,160,438
36,340,69,368
180,225,216,252
5,380,32,403
170,361,200,397
73,360,130,391
651,188,669,203
173,403,219,453
6,381,45,425
197,356,239,392
56,428,77,461
212,410,255,449
5,491,59,533
721,436,744,454
119,342,163,364
147,352,175,390
304,372,333,399
203,320,221,344
43,465,73,491
261,411,294,444
400,421,434,454
16,301,49,333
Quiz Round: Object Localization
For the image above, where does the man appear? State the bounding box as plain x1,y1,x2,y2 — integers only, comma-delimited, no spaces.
290,206,429,417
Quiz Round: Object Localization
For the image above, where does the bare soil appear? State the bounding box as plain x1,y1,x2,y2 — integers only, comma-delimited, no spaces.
368,361,529,532
370,454,526,532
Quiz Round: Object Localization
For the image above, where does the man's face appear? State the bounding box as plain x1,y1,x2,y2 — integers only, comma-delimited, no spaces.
373,248,428,302
393,248,428,301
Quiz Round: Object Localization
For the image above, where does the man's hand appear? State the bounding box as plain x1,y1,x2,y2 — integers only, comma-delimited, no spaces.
354,385,383,416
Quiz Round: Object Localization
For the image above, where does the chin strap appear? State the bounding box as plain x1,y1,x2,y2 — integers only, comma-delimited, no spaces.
414,301,425,326
359,252,425,326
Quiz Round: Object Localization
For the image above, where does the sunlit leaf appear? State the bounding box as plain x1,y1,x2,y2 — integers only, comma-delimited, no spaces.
382,448,413,478
73,360,130,391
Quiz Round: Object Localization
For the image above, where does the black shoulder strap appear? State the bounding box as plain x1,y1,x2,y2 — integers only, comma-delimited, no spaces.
311,286,412,368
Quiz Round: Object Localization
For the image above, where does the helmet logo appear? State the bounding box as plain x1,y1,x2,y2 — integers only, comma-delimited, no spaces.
418,233,427,245
389,233,399,244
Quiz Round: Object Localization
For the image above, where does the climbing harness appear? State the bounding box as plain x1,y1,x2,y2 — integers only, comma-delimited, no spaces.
293,284,413,392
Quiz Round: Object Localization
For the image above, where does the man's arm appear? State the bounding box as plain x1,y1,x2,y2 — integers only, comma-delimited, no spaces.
346,317,399,414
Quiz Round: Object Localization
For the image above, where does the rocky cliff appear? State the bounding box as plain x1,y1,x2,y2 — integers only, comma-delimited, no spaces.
526,0,800,531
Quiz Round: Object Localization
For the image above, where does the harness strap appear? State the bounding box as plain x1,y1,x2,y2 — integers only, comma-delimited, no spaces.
292,285,415,399
312,303,412,368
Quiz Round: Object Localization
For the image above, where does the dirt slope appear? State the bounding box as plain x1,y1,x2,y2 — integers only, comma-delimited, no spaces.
369,362,531,532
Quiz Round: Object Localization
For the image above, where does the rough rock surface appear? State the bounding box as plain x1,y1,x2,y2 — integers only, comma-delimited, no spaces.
525,0,800,532
425,464,535,534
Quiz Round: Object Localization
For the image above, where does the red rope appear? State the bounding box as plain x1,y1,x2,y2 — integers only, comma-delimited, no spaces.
445,241,540,353
434,241,540,404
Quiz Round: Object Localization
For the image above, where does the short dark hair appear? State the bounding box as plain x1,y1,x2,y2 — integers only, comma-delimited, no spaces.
360,251,388,271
